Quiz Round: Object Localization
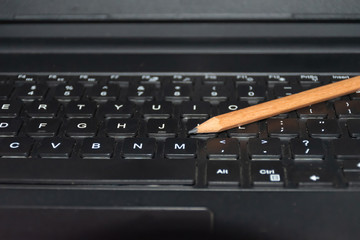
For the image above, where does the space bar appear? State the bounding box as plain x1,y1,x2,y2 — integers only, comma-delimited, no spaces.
0,159,195,185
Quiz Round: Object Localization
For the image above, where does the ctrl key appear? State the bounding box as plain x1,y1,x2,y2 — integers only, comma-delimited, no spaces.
207,161,240,186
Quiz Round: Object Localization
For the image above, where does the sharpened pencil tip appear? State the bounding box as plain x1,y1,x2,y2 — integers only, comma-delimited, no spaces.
188,127,198,134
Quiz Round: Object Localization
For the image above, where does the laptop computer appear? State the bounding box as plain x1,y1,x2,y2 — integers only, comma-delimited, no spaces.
1,0,360,239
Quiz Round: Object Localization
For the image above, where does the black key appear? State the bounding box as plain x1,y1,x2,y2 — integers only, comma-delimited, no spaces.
180,101,211,119
77,74,98,86
329,74,354,82
147,119,177,138
0,118,22,136
228,123,259,138
206,138,239,160
0,100,22,118
297,103,329,119
87,84,120,102
267,119,299,137
140,75,162,86
298,74,322,87
218,101,248,115
37,137,75,158
248,138,282,160
54,84,84,102
201,85,228,102
290,138,324,160
266,75,289,86
43,74,67,86
25,100,60,118
15,84,48,101
238,85,266,102
235,75,264,86
142,101,173,119
202,75,224,85
170,75,194,84
342,159,360,172
0,137,33,157
0,84,13,100
289,166,334,187
273,85,302,98
164,138,197,159
250,161,284,186
207,161,240,186
350,89,360,100
80,138,115,159
99,101,135,118
65,101,97,118
122,138,156,159
334,100,360,118
127,84,154,102
306,119,341,138
66,119,98,137
163,84,191,102
347,119,360,137
26,119,61,137
14,74,36,85
333,139,360,159
105,119,139,138
107,75,130,87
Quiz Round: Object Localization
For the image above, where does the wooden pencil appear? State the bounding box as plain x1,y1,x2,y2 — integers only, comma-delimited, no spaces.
189,75,360,134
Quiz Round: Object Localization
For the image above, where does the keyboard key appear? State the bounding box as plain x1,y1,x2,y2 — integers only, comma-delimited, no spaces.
248,138,282,160
142,101,173,119
238,85,266,102
105,119,139,138
37,137,75,158
127,84,154,102
228,123,259,138
298,74,322,87
290,138,324,160
25,119,61,137
206,138,239,160
334,100,360,118
0,118,22,136
0,84,13,100
25,100,60,118
122,138,156,159
99,101,135,118
147,119,177,138
180,101,211,119
65,119,98,137
329,74,354,82
54,84,84,102
139,75,162,86
77,74,98,86
87,84,120,102
0,100,22,117
43,74,68,86
186,119,216,139
170,75,194,84
0,137,33,157
201,85,228,103
164,138,197,159
15,84,48,101
163,84,191,102
202,75,224,85
207,161,240,186
14,74,36,85
266,75,289,86
288,166,334,187
273,85,302,98
333,139,360,159
346,119,360,137
235,75,264,86
80,138,115,159
306,119,340,138
218,101,248,115
267,119,299,137
65,101,97,118
250,161,284,186
296,103,329,119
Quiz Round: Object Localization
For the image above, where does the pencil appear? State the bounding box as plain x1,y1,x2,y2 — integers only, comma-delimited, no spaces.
189,75,360,134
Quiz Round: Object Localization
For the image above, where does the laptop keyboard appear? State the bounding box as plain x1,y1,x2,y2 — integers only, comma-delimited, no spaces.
0,73,360,188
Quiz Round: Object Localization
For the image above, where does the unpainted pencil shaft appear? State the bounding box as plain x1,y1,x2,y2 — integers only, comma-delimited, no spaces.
194,75,360,134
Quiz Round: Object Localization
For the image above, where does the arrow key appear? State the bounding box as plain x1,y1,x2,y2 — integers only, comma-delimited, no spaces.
207,161,240,186
288,166,334,187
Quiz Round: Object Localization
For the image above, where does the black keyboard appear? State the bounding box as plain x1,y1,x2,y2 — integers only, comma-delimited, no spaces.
1,72,360,188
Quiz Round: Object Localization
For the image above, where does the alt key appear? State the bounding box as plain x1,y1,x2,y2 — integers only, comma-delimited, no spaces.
207,161,240,186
